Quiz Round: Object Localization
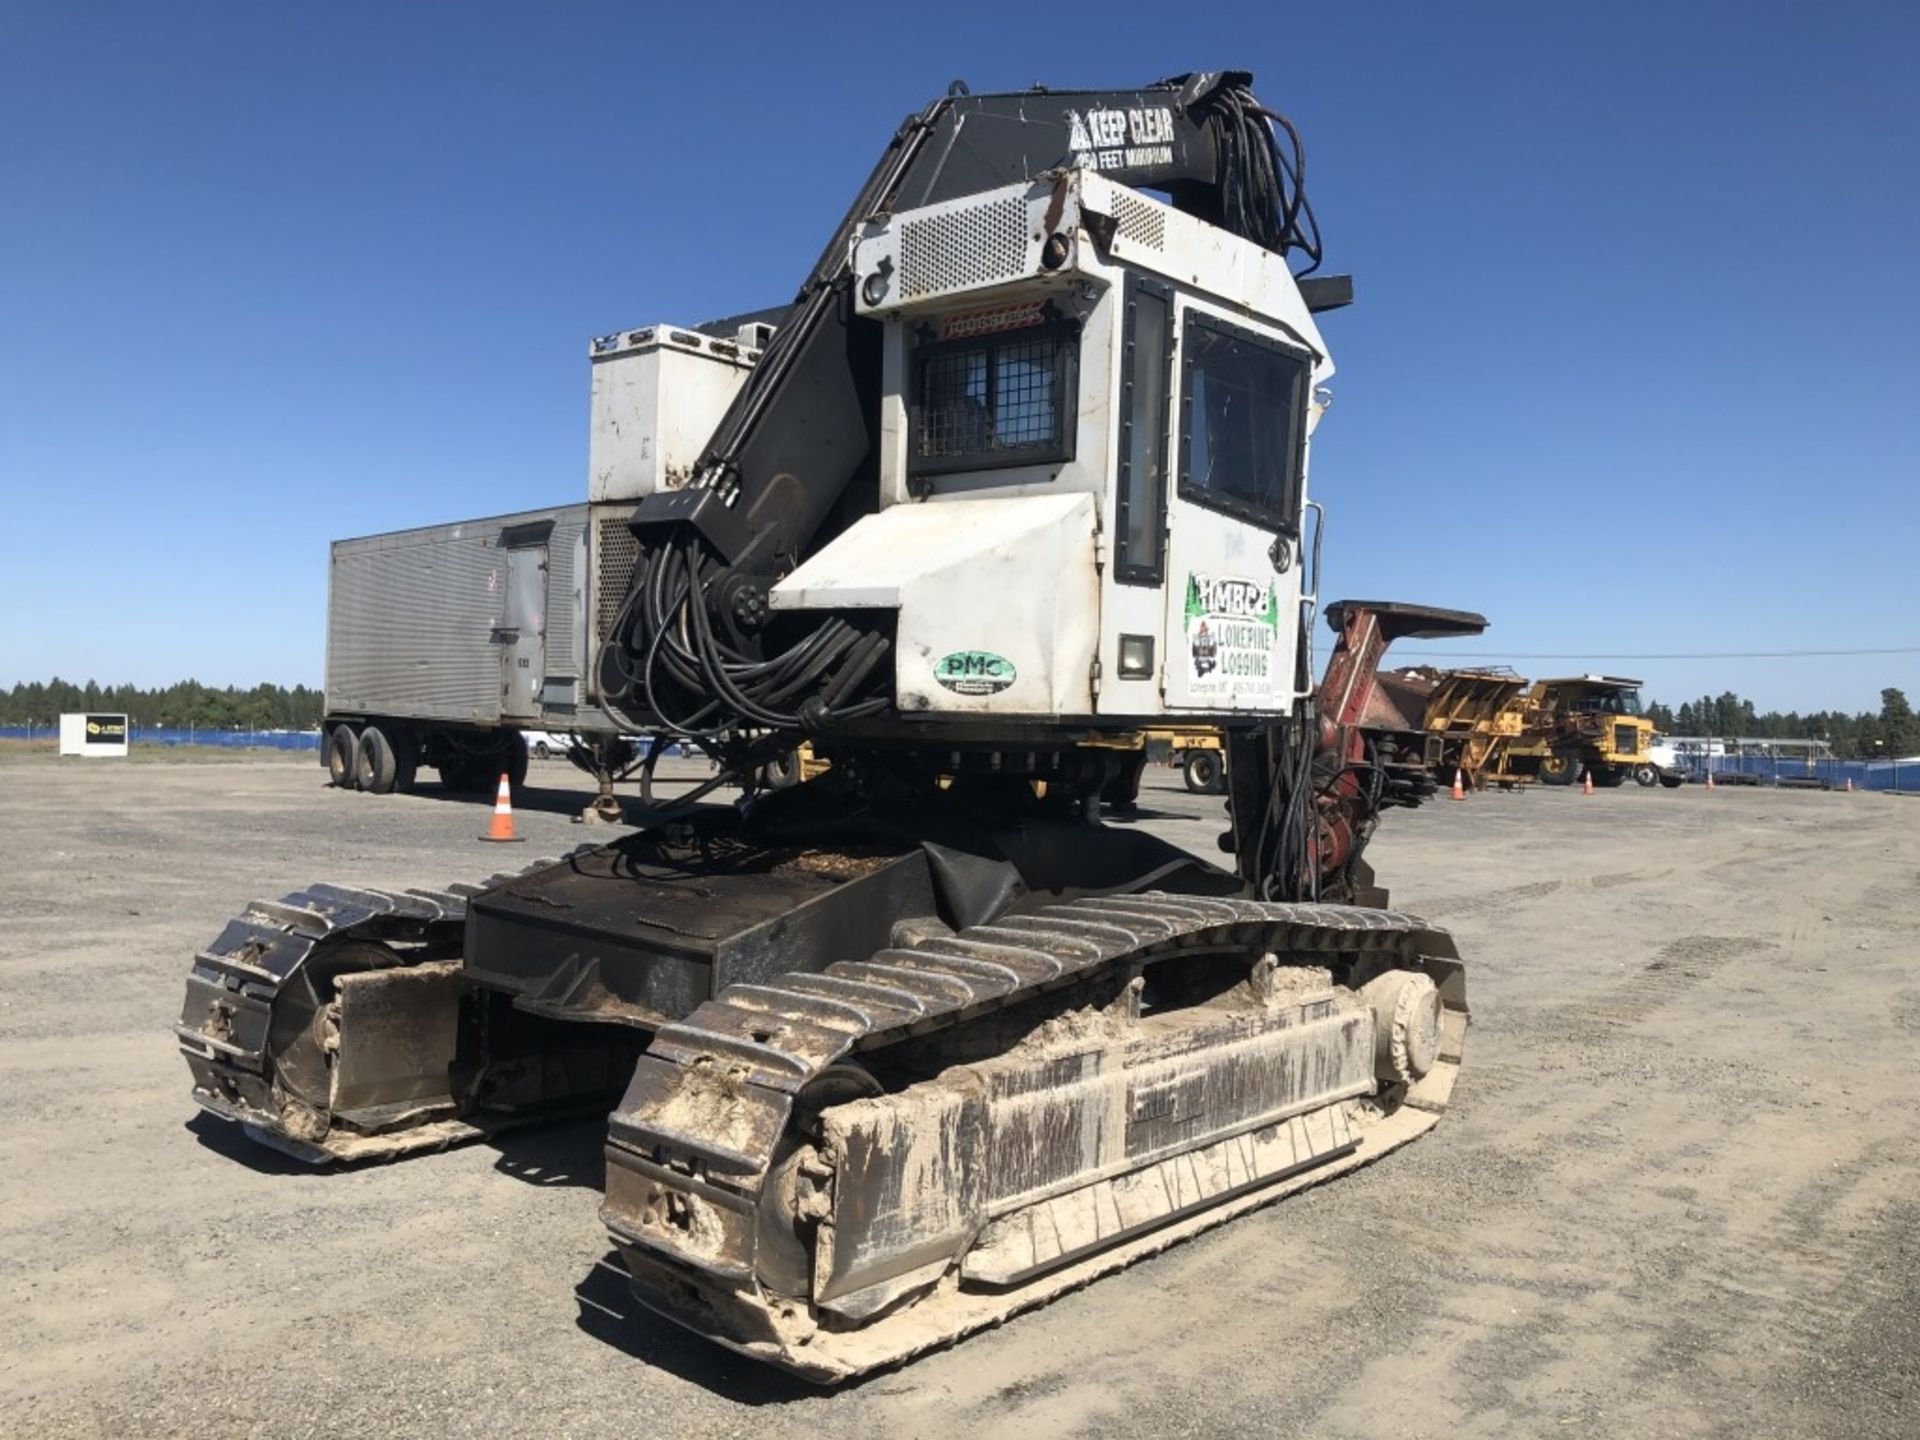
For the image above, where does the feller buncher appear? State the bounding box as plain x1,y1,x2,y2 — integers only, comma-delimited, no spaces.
177,74,1480,1382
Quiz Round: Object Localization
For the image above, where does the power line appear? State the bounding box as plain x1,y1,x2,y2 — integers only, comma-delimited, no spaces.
1389,646,1920,661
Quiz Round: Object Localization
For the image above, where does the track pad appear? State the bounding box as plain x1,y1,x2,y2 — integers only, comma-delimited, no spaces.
330,962,462,1120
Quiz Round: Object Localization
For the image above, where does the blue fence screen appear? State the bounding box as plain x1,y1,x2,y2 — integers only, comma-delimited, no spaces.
1695,753,1919,793
0,724,322,751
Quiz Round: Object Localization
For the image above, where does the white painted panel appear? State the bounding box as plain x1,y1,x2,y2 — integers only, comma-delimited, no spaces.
773,493,1099,716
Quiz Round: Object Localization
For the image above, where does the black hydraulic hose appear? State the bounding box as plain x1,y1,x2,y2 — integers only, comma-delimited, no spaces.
683,546,801,730
818,633,890,712
760,626,861,708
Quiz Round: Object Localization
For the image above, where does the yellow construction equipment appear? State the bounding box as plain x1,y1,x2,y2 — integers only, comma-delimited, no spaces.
1492,675,1656,787
1416,668,1531,789
1147,726,1228,794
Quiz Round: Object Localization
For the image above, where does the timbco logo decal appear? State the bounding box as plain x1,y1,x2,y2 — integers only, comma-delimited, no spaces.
934,651,1017,696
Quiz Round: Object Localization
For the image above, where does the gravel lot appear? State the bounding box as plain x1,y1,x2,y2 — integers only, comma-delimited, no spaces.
2,750,1915,1438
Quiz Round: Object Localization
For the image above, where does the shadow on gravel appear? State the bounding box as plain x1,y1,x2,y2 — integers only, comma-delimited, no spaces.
183,1112,325,1175
413,781,608,819
1098,804,1185,825
490,1117,608,1189
573,1254,824,1404
342,778,720,822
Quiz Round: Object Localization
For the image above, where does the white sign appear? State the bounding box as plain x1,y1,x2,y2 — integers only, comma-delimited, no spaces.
58,712,130,758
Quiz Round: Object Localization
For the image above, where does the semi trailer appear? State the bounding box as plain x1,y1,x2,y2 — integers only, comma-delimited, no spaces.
320,323,769,806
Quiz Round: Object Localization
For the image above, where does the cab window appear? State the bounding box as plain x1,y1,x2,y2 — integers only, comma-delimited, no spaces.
1177,312,1311,535
910,322,1078,476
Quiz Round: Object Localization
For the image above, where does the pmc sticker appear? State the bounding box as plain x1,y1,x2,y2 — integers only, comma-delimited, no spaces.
934,651,1017,696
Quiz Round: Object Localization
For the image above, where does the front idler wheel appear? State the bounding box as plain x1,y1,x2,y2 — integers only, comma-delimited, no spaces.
755,1063,883,1300
264,938,405,1140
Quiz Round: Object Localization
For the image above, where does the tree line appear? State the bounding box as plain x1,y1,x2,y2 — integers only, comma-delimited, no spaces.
0,679,324,731
4,676,1914,756
1645,687,1916,759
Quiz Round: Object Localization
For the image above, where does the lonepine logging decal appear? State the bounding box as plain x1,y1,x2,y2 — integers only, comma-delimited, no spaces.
1184,574,1279,695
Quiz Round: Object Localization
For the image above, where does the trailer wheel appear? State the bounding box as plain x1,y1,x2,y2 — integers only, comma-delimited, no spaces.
326,725,360,789
501,731,530,790
760,750,803,790
355,725,398,794
1183,749,1224,794
391,733,418,793
1632,763,1659,787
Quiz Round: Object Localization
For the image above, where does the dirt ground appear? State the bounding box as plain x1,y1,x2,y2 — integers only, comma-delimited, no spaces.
1,751,1915,1439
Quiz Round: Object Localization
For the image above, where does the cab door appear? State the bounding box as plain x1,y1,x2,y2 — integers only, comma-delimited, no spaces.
1161,301,1314,712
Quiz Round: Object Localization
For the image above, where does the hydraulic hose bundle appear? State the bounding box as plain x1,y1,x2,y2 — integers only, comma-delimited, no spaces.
1184,76,1323,275
597,533,890,748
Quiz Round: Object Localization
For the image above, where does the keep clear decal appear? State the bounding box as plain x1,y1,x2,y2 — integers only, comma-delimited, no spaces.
1184,574,1278,696
934,651,1017,697
1065,106,1176,172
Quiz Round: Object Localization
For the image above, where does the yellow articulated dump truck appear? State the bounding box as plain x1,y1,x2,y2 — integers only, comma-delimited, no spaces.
1492,674,1657,787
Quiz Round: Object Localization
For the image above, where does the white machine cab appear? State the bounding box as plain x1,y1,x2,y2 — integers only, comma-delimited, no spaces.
771,169,1334,723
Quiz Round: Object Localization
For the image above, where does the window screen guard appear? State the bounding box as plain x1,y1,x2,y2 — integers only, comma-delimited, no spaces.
909,321,1078,476
1176,310,1311,536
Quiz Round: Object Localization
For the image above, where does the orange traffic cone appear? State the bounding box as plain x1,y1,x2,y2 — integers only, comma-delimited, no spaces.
481,773,524,842
1582,769,1595,796
1705,769,1716,791
1451,769,1466,801
1844,777,1853,793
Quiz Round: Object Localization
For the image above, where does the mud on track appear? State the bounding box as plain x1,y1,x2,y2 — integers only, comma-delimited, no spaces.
1,751,1915,1438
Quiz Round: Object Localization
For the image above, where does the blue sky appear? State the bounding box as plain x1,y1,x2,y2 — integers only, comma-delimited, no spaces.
1,2,1914,712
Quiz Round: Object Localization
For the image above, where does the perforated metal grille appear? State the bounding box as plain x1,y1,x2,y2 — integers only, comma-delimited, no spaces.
594,512,639,652
917,331,1067,462
1111,190,1166,250
899,195,1030,300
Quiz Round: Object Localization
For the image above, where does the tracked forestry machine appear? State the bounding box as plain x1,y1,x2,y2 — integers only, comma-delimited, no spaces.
178,73,1483,1382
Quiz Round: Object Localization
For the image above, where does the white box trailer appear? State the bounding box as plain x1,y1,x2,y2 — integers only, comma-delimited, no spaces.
58,712,129,757
322,500,642,793
322,317,765,796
